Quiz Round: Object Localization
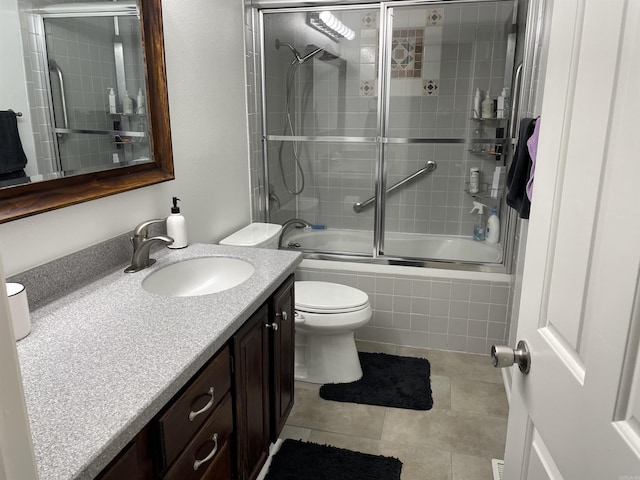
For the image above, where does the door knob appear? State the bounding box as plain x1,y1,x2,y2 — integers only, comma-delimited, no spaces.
491,340,531,374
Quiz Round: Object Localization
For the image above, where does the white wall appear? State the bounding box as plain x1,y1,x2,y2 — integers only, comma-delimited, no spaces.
0,0,252,277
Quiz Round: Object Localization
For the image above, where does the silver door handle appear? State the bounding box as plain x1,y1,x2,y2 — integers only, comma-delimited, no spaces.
265,323,279,331
491,340,531,374
276,310,288,321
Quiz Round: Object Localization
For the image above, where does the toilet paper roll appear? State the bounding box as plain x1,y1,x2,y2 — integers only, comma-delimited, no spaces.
6,283,31,341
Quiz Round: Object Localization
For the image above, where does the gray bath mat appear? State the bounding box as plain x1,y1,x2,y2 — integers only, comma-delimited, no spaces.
264,439,402,480
319,352,433,410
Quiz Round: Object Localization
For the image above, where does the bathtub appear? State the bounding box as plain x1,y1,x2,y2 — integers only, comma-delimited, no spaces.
283,228,503,264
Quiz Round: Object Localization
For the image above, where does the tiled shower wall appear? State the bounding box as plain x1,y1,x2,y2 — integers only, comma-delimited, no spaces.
296,263,511,354
247,2,517,238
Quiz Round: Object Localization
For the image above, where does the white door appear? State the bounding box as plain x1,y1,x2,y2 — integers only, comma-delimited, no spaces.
503,0,640,478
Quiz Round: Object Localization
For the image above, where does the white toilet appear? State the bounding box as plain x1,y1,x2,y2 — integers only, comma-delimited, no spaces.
294,281,372,384
219,223,372,385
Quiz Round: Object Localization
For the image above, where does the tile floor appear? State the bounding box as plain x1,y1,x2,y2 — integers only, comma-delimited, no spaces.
279,340,509,480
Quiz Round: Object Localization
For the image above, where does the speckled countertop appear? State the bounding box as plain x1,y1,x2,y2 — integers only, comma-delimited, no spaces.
15,244,302,480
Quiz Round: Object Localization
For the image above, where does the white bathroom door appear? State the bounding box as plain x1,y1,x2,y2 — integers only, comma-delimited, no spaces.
503,0,640,478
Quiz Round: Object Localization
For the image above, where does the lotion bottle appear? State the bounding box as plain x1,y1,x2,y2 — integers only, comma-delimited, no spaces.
166,197,188,249
486,205,500,243
122,90,134,115
482,91,494,118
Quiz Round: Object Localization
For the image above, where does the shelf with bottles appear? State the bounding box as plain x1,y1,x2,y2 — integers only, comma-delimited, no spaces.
468,145,505,157
464,182,504,199
108,111,147,117
469,115,509,122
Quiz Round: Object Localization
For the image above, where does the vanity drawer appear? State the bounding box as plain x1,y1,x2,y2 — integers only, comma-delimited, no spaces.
163,393,234,480
157,346,231,469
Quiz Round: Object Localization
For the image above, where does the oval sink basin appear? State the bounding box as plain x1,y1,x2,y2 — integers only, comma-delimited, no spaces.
142,257,255,297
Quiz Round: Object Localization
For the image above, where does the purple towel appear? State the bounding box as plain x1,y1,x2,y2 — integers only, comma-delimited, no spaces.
526,118,541,201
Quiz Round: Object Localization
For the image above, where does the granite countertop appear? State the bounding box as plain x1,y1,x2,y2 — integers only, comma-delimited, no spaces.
15,244,302,480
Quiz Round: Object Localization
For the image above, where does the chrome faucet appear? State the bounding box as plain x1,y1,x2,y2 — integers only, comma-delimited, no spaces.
124,219,174,273
278,218,311,249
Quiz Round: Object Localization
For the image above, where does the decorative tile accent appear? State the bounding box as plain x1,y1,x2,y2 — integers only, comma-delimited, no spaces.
427,8,444,26
360,80,376,96
361,11,377,29
423,79,439,96
391,29,424,78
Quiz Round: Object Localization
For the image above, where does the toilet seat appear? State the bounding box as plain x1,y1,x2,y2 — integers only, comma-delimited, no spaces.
295,281,370,314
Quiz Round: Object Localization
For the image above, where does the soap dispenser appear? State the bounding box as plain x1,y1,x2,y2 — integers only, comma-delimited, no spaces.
470,201,487,241
166,197,188,249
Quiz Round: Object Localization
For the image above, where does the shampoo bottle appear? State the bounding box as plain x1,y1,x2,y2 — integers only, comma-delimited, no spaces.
108,88,117,113
486,205,500,243
136,88,145,114
166,197,188,249
470,201,487,241
473,88,482,118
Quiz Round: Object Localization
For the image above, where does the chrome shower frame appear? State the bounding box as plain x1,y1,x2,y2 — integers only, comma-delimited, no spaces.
256,0,544,274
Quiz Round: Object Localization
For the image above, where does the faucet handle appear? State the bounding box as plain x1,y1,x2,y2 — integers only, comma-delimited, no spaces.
132,218,165,238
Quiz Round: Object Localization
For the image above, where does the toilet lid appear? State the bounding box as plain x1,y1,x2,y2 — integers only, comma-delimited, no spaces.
295,281,369,314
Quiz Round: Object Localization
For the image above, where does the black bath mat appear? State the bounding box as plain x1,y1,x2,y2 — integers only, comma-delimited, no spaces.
264,439,402,480
319,352,433,410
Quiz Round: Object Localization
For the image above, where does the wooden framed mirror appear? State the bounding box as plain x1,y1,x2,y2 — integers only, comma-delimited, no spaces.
0,0,173,224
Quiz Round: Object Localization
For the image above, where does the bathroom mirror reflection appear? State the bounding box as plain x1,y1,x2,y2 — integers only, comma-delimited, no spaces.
0,0,173,223
1,0,153,189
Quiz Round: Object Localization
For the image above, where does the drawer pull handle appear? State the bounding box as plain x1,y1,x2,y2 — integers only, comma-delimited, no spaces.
265,323,279,331
188,387,215,422
276,311,288,321
193,433,218,471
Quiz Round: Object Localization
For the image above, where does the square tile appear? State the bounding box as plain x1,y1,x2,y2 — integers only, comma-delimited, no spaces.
287,386,386,439
451,378,508,417
423,79,440,96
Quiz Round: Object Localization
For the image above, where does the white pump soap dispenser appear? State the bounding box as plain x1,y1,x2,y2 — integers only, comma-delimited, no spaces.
166,197,188,249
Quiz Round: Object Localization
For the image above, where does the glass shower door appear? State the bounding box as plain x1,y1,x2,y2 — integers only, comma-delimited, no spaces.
262,7,380,256
380,1,515,263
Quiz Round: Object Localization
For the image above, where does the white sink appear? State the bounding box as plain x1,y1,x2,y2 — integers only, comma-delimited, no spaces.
142,257,255,297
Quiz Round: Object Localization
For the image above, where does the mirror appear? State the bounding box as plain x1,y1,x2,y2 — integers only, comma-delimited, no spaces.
0,0,173,223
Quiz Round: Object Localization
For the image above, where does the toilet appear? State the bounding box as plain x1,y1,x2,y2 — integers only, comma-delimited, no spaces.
220,223,372,385
294,281,371,384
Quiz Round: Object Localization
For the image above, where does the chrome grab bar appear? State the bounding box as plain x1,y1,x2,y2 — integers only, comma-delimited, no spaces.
353,160,437,213
508,63,523,141
48,59,69,140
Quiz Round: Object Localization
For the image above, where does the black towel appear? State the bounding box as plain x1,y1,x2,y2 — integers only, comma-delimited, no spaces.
0,110,28,175
506,118,536,219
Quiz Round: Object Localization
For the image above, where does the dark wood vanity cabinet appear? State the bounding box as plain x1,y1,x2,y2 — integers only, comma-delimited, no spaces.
154,346,234,479
95,275,295,480
269,275,295,441
232,274,295,480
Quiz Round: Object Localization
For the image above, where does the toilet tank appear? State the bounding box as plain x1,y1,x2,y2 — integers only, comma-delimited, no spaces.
219,223,283,249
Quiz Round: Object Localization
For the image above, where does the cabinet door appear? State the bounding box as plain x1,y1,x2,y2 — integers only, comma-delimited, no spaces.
232,304,270,480
270,275,295,441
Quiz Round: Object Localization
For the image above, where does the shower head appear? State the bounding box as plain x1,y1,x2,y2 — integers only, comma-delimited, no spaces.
275,39,325,64
300,46,325,63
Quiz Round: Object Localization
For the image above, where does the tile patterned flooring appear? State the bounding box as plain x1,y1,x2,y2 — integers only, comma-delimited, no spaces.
279,341,509,480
